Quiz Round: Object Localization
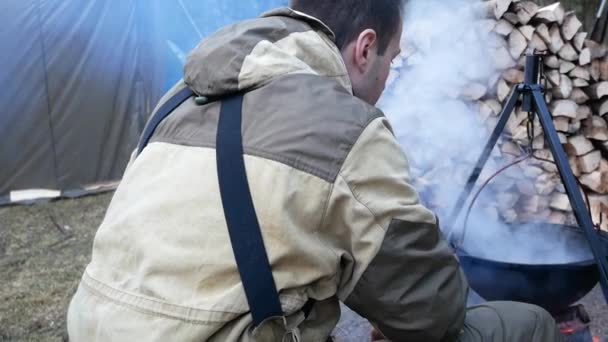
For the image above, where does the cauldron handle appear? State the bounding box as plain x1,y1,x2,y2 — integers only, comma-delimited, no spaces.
456,152,532,248
456,153,595,249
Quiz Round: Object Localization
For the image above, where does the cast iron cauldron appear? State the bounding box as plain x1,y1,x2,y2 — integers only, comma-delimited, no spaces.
455,223,601,313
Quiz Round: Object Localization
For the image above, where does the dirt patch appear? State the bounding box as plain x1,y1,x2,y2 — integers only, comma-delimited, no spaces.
0,193,113,341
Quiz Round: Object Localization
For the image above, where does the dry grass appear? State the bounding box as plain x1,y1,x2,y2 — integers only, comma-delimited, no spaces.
0,193,113,341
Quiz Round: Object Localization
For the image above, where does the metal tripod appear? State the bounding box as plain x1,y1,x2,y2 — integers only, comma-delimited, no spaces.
449,54,608,303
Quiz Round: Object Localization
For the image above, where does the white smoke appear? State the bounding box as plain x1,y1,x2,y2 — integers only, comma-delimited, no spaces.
379,0,593,265
380,0,496,230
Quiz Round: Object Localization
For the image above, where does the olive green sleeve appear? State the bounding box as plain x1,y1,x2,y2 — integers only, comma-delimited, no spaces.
345,219,468,341
329,116,468,341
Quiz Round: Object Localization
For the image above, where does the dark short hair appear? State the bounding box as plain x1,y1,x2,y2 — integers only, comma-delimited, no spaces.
289,0,404,55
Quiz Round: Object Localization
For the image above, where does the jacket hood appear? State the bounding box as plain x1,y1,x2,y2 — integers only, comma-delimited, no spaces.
184,7,352,97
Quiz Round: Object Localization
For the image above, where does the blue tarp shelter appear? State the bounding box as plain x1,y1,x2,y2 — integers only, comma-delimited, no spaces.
0,0,286,203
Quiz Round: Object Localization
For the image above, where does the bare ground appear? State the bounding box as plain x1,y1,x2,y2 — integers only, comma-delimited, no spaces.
0,193,113,341
0,192,607,341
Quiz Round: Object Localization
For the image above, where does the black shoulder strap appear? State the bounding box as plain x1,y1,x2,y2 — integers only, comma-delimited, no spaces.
137,87,194,155
138,88,311,326
216,95,284,326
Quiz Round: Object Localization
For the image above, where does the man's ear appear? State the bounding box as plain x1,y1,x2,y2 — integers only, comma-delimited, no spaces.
353,29,378,73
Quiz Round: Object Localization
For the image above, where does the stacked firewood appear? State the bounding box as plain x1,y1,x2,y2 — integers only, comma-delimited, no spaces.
477,0,608,230
389,0,608,231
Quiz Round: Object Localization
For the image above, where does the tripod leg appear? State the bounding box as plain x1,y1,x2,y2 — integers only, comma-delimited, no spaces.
447,87,521,238
532,88,608,303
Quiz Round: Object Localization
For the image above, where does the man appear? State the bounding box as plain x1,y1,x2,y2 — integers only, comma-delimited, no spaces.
68,1,562,341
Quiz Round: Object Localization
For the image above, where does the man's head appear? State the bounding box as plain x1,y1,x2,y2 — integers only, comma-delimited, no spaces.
289,0,404,105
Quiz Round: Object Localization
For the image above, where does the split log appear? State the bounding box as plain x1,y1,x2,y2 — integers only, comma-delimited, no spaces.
509,29,528,59
570,88,589,104
516,55,527,68
528,34,548,52
548,211,568,224
569,120,582,133
576,105,592,121
579,48,592,66
504,12,520,25
536,174,558,195
591,60,601,81
480,19,498,34
511,125,529,142
495,46,517,69
591,201,608,231
538,160,559,173
554,117,571,132
573,32,588,52
462,83,488,101
572,78,589,87
546,69,561,86
479,0,514,19
565,135,595,155
516,178,538,196
587,116,608,128
550,99,578,118
558,43,579,62
569,155,582,176
479,0,496,18
549,24,565,54
552,75,573,99
534,3,565,25
561,12,583,41
488,73,502,89
583,119,608,141
601,58,608,81
497,78,511,102
496,192,519,212
544,54,560,68
569,66,590,81
580,160,608,194
495,0,514,19
581,172,605,193
586,39,608,59
519,25,535,41
598,99,608,116
559,60,576,74
523,165,545,179
550,193,572,211
501,209,519,223
589,195,608,231
514,1,539,25
503,68,524,83
578,150,602,173
586,81,608,99
485,99,503,116
502,141,522,156
536,23,551,43
523,195,548,214
479,101,495,119
494,19,515,36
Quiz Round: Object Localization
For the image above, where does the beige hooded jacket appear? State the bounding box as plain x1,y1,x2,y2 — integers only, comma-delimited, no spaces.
67,8,468,342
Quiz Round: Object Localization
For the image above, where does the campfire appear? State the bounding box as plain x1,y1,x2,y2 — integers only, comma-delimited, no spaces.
555,305,600,342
